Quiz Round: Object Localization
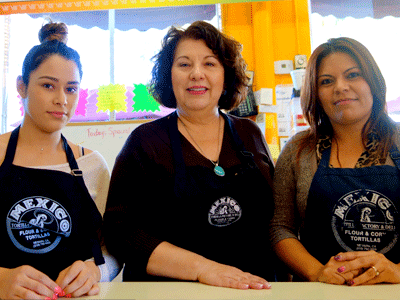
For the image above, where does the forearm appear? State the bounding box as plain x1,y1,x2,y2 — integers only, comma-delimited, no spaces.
146,242,209,281
274,238,323,281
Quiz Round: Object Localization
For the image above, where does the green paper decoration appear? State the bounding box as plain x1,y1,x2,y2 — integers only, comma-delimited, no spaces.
132,84,161,112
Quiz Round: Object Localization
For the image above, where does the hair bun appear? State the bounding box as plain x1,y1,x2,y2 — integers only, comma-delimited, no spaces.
38,19,68,44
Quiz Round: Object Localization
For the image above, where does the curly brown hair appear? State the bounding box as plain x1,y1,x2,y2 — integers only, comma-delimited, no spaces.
149,21,248,110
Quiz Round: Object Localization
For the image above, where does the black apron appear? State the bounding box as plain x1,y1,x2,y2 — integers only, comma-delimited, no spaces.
163,112,276,281
0,127,104,280
301,146,400,265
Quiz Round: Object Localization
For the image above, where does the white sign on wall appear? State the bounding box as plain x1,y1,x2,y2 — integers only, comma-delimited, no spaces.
62,121,147,170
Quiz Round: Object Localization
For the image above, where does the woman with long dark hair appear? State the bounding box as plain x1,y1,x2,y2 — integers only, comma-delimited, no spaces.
271,37,400,286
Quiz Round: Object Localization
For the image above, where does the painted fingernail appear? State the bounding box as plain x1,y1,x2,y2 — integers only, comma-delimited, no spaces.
65,294,72,298
337,266,346,273
334,255,341,261
45,297,51,300
54,286,62,295
59,290,66,297
51,293,58,300
347,280,354,286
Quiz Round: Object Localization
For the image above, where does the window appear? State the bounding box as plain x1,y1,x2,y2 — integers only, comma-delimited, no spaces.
1,5,219,132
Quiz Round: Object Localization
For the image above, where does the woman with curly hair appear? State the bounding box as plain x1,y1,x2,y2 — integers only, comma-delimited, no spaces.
104,21,276,289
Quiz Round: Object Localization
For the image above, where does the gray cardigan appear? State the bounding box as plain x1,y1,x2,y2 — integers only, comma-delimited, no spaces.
270,130,398,247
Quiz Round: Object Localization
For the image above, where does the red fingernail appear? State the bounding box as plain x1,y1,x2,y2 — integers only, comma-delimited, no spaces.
65,294,72,298
59,290,66,297
337,266,345,273
45,297,51,300
54,286,62,295
51,293,58,300
334,255,341,261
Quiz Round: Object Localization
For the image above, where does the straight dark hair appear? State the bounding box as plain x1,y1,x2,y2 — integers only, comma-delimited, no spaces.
22,20,82,86
297,37,396,161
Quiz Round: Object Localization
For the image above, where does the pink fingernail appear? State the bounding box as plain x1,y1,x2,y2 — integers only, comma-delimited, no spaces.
54,286,62,295
334,255,341,261
45,297,51,300
337,266,346,273
51,293,58,300
59,290,66,297
255,283,264,289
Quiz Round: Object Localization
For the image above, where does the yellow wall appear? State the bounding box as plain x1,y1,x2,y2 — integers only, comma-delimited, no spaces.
221,0,311,160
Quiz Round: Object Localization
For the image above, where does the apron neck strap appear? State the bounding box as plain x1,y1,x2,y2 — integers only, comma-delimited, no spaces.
221,112,246,152
1,126,20,169
320,143,400,170
1,126,105,266
389,144,400,170
61,134,83,177
168,111,186,175
319,147,332,168
2,126,83,177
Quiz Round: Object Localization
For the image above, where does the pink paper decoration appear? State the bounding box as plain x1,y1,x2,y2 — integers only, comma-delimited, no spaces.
75,88,88,116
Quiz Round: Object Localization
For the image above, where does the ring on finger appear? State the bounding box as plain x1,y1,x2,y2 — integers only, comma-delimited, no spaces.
371,266,380,277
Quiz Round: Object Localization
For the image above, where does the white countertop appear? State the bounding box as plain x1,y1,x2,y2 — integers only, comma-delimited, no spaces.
81,282,400,299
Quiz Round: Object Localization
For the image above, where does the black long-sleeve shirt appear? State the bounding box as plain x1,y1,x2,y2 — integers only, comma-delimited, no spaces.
103,112,275,281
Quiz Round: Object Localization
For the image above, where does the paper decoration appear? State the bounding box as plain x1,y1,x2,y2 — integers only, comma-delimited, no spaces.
68,85,175,123
132,84,160,112
0,0,266,15
75,88,88,116
96,84,127,113
70,89,109,122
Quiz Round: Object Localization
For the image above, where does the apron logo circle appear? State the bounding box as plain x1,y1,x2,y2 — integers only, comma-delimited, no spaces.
208,196,242,227
6,196,72,254
331,189,398,253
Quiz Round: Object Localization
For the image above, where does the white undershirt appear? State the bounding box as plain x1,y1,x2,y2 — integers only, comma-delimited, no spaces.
31,151,121,281
32,151,109,215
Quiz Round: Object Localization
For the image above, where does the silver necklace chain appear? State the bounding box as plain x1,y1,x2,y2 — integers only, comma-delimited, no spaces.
178,116,221,167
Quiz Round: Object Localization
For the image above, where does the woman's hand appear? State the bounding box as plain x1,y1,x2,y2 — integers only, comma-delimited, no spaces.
55,260,101,297
0,265,57,300
147,242,271,290
312,255,360,285
334,251,400,285
196,260,271,290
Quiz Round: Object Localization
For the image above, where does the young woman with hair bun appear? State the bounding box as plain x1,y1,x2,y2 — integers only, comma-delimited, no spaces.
0,20,118,299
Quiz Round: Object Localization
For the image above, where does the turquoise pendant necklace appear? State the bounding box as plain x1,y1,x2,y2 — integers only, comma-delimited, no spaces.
179,115,225,177
213,163,225,177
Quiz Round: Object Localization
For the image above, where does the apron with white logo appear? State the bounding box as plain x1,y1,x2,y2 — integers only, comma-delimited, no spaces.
0,127,104,280
301,146,400,265
162,112,276,281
